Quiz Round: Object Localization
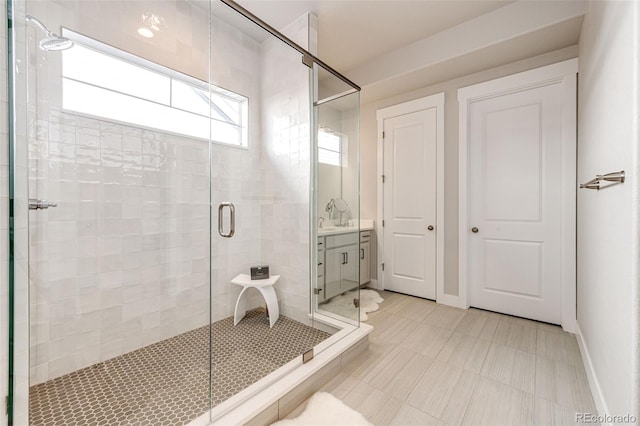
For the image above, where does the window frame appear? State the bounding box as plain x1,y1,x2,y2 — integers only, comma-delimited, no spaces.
60,28,249,149
318,126,348,167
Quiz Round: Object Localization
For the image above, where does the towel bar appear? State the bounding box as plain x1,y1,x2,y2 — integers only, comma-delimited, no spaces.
580,170,625,190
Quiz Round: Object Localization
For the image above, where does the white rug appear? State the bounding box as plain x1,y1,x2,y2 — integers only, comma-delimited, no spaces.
320,289,384,321
271,392,372,426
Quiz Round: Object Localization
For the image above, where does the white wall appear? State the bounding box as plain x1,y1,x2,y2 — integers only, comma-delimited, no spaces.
360,45,579,288
576,0,639,418
260,13,314,324
25,0,215,384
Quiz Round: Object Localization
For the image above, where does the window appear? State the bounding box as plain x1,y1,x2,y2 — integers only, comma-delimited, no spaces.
61,29,248,147
318,127,347,167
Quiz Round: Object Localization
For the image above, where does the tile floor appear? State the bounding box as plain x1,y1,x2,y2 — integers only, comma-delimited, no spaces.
287,290,597,426
29,309,330,426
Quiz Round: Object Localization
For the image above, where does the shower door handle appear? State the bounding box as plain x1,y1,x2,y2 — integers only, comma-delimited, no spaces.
218,202,235,238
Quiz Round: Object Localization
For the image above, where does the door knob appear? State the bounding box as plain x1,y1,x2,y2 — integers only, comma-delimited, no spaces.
427,225,434,231
471,227,479,233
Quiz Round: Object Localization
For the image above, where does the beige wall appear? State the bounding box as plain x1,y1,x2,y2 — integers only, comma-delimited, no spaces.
360,45,578,292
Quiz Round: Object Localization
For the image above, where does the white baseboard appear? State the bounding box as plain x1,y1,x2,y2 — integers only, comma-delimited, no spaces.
575,322,610,421
437,293,468,309
367,279,379,289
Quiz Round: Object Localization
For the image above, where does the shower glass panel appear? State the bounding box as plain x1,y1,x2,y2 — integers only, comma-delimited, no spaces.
207,2,330,419
17,1,213,424
9,0,361,423
313,63,361,329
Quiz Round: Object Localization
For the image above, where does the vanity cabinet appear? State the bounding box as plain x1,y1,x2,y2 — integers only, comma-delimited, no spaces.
317,238,326,302
360,231,371,285
318,230,371,302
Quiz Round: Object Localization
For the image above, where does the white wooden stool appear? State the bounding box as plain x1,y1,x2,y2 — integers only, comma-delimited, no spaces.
231,274,280,328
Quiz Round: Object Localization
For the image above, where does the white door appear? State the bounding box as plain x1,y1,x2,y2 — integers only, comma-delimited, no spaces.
382,108,437,299
467,82,567,324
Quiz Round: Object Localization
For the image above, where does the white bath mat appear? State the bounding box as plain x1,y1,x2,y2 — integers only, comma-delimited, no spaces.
271,392,372,426
320,289,384,321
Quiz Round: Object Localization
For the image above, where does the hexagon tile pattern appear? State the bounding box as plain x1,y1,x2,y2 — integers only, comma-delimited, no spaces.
29,309,332,425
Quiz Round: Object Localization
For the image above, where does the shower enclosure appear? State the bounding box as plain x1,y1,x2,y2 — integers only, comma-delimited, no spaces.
5,0,361,424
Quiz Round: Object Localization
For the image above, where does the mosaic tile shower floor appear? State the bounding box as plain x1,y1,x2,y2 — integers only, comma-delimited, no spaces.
29,309,332,425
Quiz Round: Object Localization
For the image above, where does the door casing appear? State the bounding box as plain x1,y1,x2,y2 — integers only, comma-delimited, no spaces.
376,93,445,301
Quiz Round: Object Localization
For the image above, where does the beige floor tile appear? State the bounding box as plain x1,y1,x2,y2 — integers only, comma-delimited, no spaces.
493,318,537,354
388,296,438,323
343,381,403,425
536,329,582,366
423,305,466,329
283,292,596,426
400,322,453,358
369,312,420,345
478,315,501,341
536,321,566,335
407,359,478,425
437,331,490,374
554,359,596,413
481,343,516,384
535,355,556,402
377,291,410,313
481,343,535,393
462,377,535,426
455,309,485,332
511,349,536,394
534,397,580,425
366,347,433,400
390,404,445,426
364,308,386,322
503,314,539,330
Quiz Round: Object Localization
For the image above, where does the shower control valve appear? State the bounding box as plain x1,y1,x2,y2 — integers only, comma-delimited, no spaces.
29,198,58,210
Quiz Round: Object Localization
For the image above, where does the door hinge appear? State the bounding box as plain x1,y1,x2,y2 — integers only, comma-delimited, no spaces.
382,174,385,183
382,263,385,271
382,131,385,139
313,287,322,295
382,220,385,227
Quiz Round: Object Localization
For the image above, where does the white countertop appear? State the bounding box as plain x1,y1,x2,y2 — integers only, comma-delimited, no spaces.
318,219,374,236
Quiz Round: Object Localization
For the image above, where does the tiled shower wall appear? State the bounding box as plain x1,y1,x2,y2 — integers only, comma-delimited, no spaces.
25,1,317,386
260,14,316,324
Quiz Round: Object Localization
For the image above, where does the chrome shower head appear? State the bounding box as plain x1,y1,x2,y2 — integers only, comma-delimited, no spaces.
38,36,74,51
26,15,74,51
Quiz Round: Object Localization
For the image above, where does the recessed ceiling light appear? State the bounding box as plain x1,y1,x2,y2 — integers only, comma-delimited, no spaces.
138,27,154,38
137,12,164,39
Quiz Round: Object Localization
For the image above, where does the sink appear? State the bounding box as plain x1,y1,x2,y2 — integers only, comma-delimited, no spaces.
318,219,374,235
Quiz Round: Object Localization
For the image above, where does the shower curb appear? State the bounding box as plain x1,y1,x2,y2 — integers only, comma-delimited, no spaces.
204,323,372,425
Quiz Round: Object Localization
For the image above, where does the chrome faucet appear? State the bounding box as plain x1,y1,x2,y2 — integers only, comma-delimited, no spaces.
318,217,325,228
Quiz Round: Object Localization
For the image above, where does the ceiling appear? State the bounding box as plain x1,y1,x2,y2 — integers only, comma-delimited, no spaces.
236,0,585,102
237,0,514,71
